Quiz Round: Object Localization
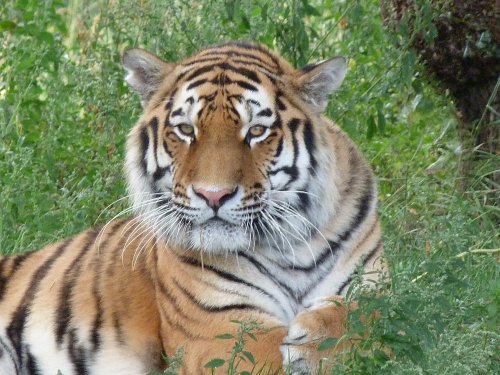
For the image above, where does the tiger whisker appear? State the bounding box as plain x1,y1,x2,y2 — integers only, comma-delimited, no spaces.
260,209,295,263
267,189,321,201
124,203,176,251
96,194,170,253
125,205,177,265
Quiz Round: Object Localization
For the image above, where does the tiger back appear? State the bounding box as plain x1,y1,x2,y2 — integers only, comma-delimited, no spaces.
0,42,383,374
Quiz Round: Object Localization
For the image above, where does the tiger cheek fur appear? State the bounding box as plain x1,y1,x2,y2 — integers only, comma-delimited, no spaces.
0,42,384,374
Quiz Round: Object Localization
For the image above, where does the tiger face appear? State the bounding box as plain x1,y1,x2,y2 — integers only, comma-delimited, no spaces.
124,42,347,254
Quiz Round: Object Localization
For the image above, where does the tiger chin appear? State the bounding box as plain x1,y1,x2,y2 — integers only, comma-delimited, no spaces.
0,42,384,374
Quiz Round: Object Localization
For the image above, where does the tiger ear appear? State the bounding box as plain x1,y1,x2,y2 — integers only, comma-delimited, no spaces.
298,57,347,113
122,48,174,107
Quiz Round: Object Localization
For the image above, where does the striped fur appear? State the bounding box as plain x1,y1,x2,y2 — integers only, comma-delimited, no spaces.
0,42,384,374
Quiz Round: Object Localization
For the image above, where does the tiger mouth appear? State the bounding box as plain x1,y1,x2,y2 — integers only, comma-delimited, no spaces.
197,216,241,228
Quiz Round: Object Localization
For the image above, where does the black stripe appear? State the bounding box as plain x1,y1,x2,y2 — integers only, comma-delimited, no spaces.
182,56,222,66
199,49,279,72
297,191,310,212
289,240,340,273
257,108,273,117
287,119,300,186
68,328,89,375
173,278,264,313
227,104,240,119
179,256,286,311
153,166,170,181
287,183,375,273
336,240,382,297
6,238,72,360
234,80,258,91
362,239,382,268
182,62,262,84
232,58,278,75
0,257,8,275
186,78,208,90
237,252,295,298
90,221,126,352
11,252,31,272
156,279,202,340
303,120,317,170
288,118,300,133
181,64,216,82
158,306,200,340
211,41,282,72
112,311,125,345
26,348,40,375
139,126,149,174
55,230,99,347
276,94,286,110
202,303,255,312
0,252,34,300
337,274,354,296
225,63,262,83
0,258,9,301
171,108,184,117
158,279,198,324
340,180,374,242
150,117,159,168
269,165,298,181
273,136,284,159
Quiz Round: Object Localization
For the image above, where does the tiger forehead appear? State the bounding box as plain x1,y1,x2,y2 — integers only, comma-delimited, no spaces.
169,72,276,127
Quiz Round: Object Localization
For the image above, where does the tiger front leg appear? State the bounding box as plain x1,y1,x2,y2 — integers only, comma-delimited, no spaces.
280,296,353,374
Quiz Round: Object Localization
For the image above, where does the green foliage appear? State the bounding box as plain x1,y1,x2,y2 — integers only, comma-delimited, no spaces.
0,0,498,374
204,320,264,375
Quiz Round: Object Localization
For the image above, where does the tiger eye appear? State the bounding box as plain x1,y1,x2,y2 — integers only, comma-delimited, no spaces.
178,123,194,136
248,125,266,138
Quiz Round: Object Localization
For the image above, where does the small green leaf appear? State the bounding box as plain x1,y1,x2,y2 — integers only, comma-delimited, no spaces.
242,351,255,364
0,20,17,32
318,337,338,351
204,358,225,369
367,115,376,139
300,0,320,16
247,332,257,341
215,333,234,339
373,348,389,362
376,101,385,134
239,14,250,31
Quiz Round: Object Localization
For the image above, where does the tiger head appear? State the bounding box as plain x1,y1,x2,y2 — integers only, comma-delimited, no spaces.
123,42,346,255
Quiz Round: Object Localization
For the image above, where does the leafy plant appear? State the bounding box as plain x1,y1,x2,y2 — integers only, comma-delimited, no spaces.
205,320,264,375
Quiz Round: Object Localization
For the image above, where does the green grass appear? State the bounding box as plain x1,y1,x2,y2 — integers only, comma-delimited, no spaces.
1,0,498,373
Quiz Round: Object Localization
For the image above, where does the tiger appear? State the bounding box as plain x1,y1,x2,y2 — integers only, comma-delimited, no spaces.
0,41,384,374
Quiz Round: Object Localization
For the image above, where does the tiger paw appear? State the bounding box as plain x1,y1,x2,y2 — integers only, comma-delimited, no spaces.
280,297,349,374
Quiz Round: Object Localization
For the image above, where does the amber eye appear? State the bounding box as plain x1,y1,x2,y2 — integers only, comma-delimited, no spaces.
247,125,267,138
177,123,194,137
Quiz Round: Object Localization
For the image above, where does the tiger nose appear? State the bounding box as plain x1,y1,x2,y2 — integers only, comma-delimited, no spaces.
193,186,238,209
